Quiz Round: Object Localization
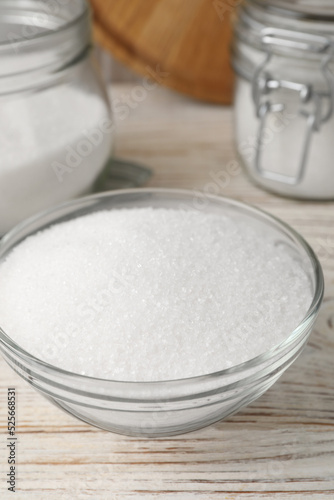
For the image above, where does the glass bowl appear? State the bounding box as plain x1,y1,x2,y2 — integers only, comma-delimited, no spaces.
0,189,324,437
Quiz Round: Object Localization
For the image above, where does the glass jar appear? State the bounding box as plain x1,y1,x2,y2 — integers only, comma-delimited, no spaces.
232,0,334,199
0,0,113,234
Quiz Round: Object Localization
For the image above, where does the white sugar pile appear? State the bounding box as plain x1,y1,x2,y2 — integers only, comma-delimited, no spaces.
0,82,112,234
0,208,312,381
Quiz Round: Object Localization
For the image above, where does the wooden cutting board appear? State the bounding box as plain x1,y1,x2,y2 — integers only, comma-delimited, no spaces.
90,0,234,104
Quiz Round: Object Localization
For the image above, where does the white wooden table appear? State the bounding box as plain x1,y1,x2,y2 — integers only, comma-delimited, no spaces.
1,84,334,499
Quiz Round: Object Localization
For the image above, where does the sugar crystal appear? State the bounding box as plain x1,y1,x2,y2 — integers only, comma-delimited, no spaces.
0,208,313,381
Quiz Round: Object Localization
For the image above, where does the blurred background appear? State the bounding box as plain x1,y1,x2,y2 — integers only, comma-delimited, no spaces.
90,0,234,103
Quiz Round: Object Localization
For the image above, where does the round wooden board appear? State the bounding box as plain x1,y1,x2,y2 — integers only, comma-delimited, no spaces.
90,0,234,104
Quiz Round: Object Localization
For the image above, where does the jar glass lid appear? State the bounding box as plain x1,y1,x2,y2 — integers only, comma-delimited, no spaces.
0,0,90,79
250,0,334,22
237,0,334,54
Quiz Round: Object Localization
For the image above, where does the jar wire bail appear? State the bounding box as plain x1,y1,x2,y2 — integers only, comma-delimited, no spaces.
252,27,334,185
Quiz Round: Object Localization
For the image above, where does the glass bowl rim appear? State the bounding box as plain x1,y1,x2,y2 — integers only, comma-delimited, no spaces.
0,187,324,388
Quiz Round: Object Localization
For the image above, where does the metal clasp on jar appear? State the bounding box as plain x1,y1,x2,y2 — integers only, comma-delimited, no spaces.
252,28,334,185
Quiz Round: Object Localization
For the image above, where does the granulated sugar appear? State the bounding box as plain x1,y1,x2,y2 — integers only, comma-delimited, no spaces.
0,208,312,381
0,79,112,234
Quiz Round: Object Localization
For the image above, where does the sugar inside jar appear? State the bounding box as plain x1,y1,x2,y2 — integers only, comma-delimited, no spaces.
0,0,112,234
232,0,334,199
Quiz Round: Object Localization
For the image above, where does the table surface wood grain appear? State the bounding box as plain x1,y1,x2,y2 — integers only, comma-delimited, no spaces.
1,84,333,500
